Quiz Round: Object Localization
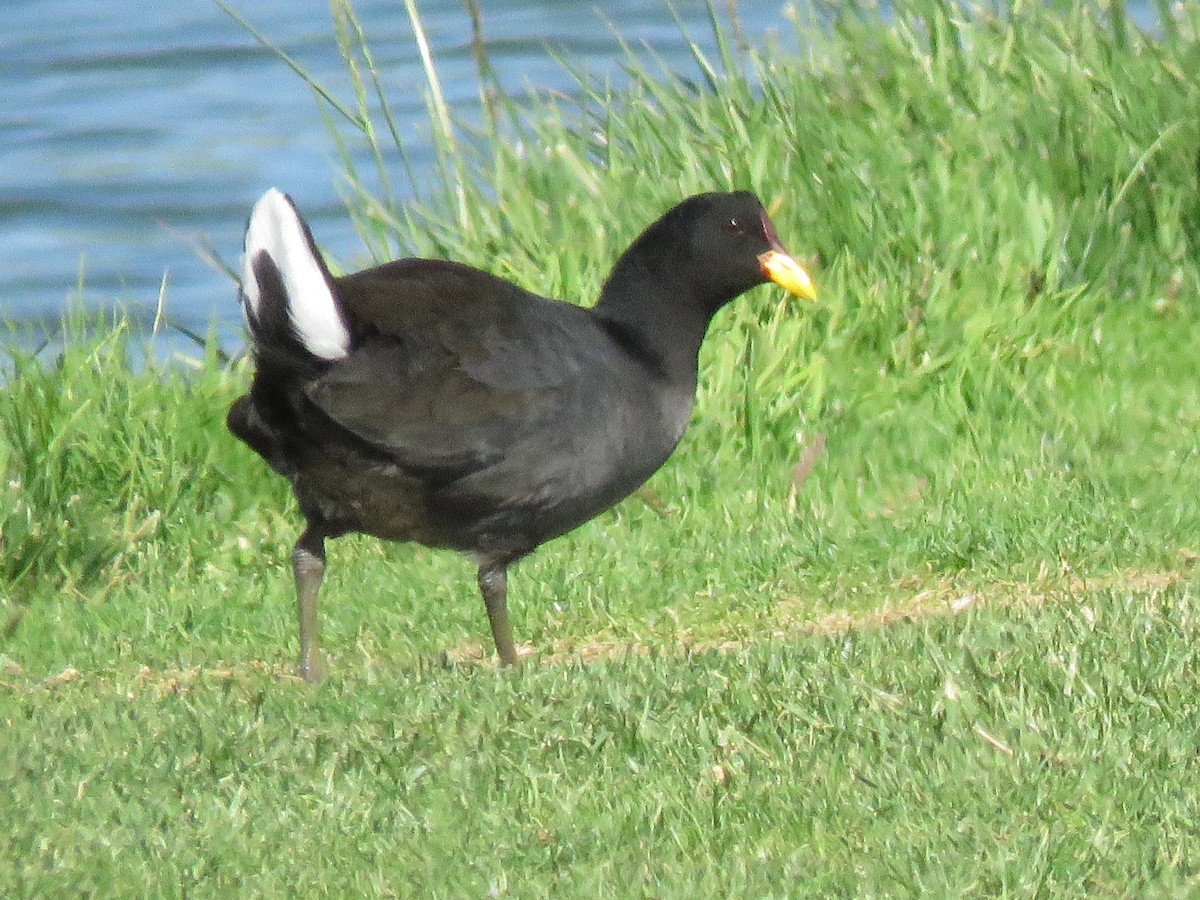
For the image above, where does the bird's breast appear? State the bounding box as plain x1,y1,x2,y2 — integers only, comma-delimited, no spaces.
521,375,697,537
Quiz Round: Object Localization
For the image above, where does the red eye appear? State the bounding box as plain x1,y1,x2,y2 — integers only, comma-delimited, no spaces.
722,217,743,233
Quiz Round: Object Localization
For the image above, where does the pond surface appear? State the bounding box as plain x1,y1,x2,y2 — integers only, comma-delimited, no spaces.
0,0,1156,354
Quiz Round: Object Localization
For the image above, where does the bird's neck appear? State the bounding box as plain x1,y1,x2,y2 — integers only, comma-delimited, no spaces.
593,261,714,386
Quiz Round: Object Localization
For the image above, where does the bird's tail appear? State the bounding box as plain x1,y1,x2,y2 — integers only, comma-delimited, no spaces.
239,189,351,367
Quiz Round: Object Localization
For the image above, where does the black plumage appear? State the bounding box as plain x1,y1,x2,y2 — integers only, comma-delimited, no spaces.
228,190,815,679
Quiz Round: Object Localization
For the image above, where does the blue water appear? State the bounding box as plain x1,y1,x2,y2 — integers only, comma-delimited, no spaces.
0,0,803,353
0,1,1157,354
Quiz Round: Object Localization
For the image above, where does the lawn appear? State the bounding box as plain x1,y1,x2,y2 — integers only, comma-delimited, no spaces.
3,0,1200,894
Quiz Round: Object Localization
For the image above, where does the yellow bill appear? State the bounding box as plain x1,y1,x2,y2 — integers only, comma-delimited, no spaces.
758,249,817,301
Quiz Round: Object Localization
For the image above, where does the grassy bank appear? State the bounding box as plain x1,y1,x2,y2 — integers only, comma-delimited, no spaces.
6,585,1199,895
4,0,1200,893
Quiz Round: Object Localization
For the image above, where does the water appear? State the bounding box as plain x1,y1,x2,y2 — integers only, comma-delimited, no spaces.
0,0,799,353
1,1,1158,355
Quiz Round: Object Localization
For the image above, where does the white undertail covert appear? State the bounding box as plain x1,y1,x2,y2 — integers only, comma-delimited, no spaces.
241,188,351,361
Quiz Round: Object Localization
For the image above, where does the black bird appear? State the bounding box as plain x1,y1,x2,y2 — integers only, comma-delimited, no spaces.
228,189,816,680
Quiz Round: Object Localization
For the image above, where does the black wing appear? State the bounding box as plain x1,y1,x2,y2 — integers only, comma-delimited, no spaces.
304,259,607,481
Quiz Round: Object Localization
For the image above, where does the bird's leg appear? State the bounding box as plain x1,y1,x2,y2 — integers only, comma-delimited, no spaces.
293,527,327,683
477,561,518,666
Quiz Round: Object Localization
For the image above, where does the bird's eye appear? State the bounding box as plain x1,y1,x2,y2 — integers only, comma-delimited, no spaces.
722,217,743,234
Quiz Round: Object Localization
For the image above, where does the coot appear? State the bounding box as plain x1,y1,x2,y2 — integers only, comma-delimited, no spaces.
228,189,815,680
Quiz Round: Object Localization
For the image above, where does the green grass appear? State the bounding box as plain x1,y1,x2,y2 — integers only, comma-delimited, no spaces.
3,0,1200,893
4,585,1199,895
